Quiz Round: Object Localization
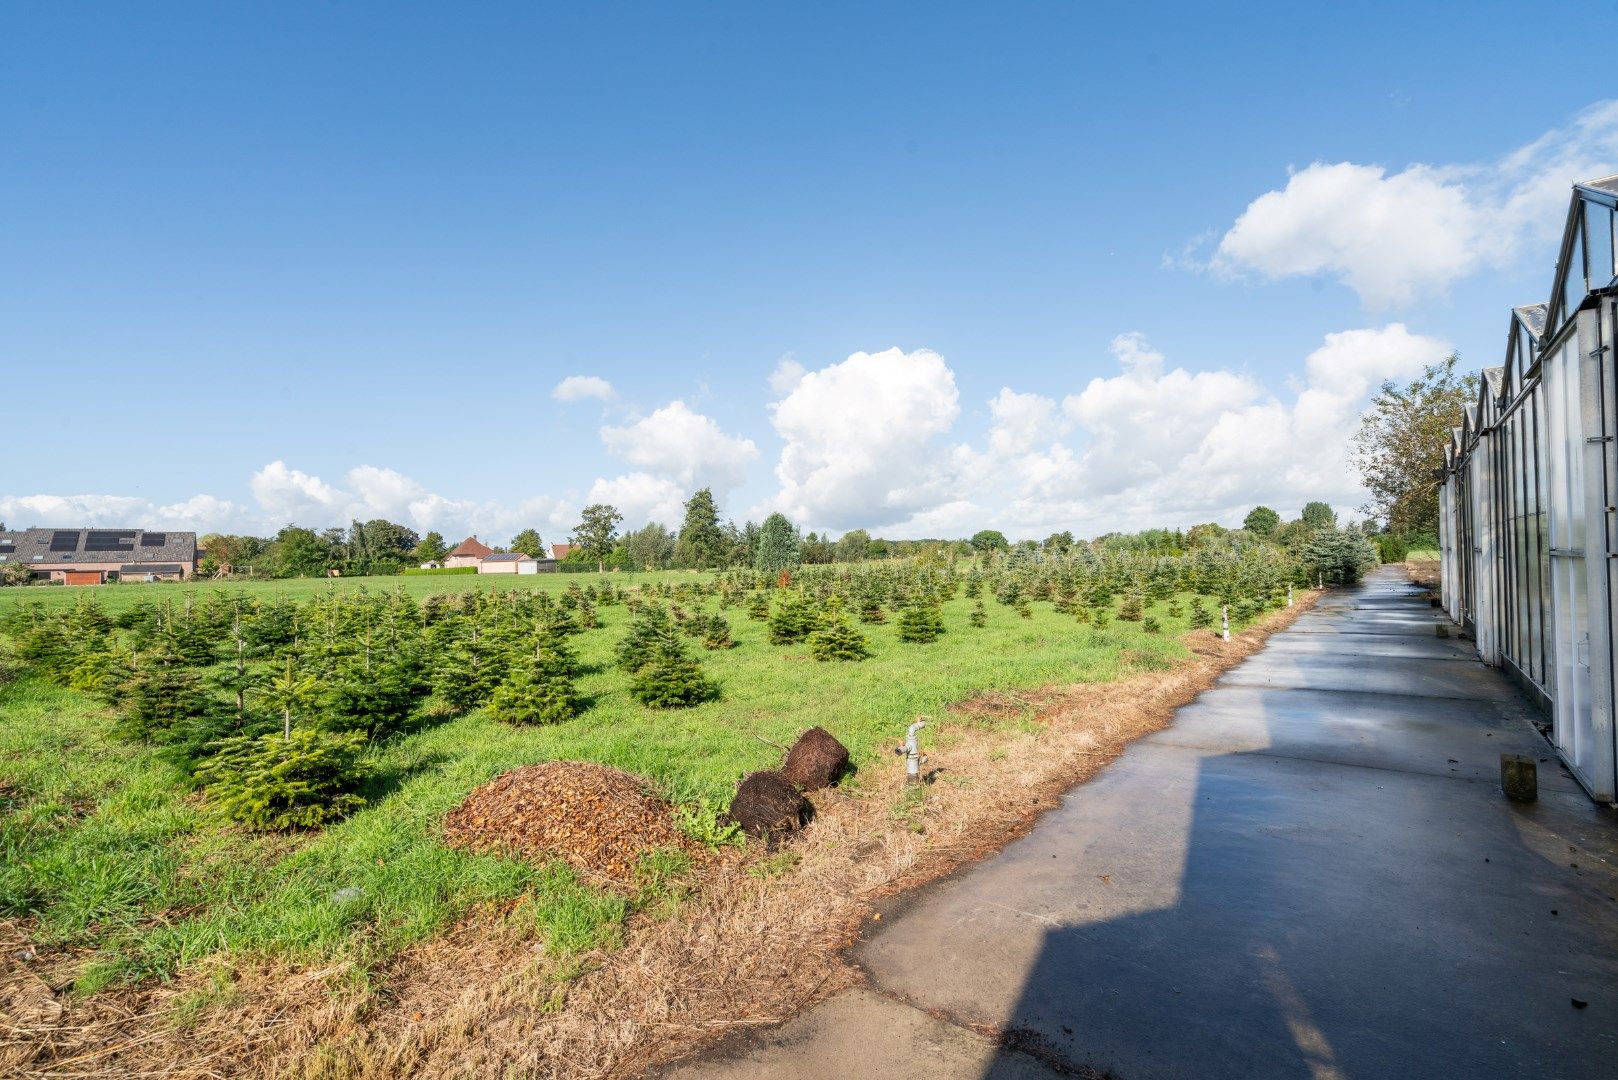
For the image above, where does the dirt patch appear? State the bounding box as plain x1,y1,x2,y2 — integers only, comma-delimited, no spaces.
444,761,692,889
1405,559,1440,589
12,593,1319,1079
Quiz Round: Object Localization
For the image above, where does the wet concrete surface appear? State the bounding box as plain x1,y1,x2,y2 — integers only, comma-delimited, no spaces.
660,569,1618,1080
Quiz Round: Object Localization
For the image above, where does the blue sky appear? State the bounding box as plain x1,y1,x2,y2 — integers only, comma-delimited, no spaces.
3,3,1612,543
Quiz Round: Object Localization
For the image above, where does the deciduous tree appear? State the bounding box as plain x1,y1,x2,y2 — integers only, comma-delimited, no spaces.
971,529,1009,553
571,503,623,573
1242,506,1280,537
413,531,449,564
1351,353,1477,535
1299,502,1338,532
509,528,546,559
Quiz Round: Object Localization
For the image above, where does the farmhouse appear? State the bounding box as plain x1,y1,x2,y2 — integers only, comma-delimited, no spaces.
444,535,494,569
0,529,199,585
549,542,574,560
476,552,555,575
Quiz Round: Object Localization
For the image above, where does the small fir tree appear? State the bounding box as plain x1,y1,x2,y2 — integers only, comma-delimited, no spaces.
808,615,871,662
194,729,369,831
897,596,945,643
768,591,815,644
630,626,719,707
696,612,733,649
617,605,676,672
487,655,580,725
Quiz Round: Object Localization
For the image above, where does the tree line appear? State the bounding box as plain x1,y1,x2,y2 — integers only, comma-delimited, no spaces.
6,485,1376,587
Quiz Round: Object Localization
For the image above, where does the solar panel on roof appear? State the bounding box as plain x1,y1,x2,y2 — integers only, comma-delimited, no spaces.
140,532,167,547
85,531,136,551
49,531,80,552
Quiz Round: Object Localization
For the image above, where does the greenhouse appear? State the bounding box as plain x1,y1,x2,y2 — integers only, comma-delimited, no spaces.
1439,175,1618,802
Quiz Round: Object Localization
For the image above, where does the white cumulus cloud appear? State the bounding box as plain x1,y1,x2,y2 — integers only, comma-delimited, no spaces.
599,401,759,492
551,374,617,403
584,472,686,530
766,347,961,531
1208,100,1618,307
759,330,1450,539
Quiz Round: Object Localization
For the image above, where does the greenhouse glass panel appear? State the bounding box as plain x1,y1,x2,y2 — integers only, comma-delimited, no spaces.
1586,200,1615,288
1543,338,1595,782
1562,229,1586,331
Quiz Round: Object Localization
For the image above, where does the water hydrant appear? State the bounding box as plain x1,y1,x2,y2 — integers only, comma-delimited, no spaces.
895,718,929,784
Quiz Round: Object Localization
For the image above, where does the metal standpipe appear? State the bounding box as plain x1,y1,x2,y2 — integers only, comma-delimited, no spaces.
896,718,928,784
1221,605,1231,643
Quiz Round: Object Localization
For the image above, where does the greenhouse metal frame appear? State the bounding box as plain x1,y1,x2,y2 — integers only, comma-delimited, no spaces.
1439,175,1618,803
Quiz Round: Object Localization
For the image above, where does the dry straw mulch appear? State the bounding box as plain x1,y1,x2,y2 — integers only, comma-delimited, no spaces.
3,595,1317,1080
443,761,693,889
1405,559,1441,589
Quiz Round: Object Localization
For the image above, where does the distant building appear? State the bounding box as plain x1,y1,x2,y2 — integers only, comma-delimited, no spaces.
476,552,555,576
0,529,198,585
549,542,574,561
444,535,494,568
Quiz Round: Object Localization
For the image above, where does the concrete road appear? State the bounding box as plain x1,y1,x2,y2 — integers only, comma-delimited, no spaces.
663,569,1618,1079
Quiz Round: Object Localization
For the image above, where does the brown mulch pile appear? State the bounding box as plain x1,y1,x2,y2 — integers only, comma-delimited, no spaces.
443,761,690,888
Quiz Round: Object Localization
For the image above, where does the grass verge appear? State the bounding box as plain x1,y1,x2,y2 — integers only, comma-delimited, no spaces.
1,591,1318,1078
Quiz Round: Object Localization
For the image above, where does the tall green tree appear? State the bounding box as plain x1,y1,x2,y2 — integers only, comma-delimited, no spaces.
834,528,871,563
676,488,726,568
1242,506,1280,537
571,503,624,573
970,529,1009,553
509,528,546,559
801,531,835,564
1299,502,1338,532
624,522,676,570
413,531,448,563
1351,353,1478,535
272,526,328,577
755,512,801,574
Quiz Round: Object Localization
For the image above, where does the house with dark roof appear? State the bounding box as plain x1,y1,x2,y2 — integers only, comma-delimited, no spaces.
0,529,199,585
444,535,494,569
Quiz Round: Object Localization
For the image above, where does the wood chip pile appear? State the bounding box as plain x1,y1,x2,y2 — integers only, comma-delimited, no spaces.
443,761,689,887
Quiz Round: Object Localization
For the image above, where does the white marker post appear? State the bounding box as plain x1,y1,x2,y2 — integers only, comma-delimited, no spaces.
1221,605,1231,642
1286,584,1294,607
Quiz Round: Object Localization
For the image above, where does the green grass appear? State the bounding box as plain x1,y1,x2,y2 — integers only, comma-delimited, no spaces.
0,568,693,617
0,587,1211,993
1403,548,1440,561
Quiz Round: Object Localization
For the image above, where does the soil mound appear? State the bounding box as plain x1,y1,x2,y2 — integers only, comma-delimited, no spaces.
728,770,810,838
444,761,688,887
779,727,849,791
